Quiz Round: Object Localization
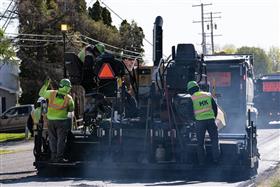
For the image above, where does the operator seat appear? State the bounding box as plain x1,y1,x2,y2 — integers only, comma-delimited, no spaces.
175,44,197,62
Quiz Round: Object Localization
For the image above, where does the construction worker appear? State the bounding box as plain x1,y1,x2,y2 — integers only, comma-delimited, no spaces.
39,78,74,162
27,97,48,160
187,81,220,165
78,43,105,63
78,43,105,93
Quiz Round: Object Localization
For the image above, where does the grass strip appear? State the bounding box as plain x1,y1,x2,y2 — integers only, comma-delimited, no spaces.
258,166,280,187
271,177,280,187
0,133,25,142
0,149,16,154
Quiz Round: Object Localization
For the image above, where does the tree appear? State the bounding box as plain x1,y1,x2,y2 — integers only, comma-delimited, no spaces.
0,29,15,60
221,44,237,54
101,7,112,26
88,1,112,27
88,0,102,22
267,46,280,72
236,47,272,77
119,20,145,55
74,0,87,13
17,0,145,104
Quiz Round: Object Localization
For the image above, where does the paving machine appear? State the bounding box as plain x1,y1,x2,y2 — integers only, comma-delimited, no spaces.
34,16,259,177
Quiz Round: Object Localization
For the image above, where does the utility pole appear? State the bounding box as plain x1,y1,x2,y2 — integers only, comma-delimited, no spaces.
193,3,212,55
61,24,68,78
205,12,221,54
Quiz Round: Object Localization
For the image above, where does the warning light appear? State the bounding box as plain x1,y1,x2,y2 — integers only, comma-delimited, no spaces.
263,81,280,92
98,63,115,79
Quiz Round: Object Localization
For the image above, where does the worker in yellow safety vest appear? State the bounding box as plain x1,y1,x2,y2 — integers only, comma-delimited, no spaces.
27,97,48,160
39,78,74,162
187,81,220,165
78,43,105,63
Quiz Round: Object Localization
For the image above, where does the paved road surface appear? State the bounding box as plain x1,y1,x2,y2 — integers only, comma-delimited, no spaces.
0,124,279,186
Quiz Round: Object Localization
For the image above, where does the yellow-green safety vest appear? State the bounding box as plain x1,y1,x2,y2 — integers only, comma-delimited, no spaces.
31,108,48,133
48,91,70,111
191,91,215,120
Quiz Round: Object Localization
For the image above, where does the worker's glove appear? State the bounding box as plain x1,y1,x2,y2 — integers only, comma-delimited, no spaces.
44,77,51,87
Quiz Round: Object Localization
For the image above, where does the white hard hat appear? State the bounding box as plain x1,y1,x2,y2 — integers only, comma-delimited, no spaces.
37,97,45,103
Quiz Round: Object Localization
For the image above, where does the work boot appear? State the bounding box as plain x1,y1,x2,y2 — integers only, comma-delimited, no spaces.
57,158,69,163
50,154,57,162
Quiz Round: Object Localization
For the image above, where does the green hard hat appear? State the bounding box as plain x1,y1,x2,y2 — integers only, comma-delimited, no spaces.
187,81,199,91
59,78,72,88
95,43,105,54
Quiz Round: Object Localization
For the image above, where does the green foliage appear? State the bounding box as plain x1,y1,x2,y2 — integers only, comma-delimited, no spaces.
236,46,272,77
101,7,112,26
221,44,237,54
119,20,145,54
268,46,280,72
75,0,87,13
62,0,87,14
0,29,15,59
88,0,102,22
76,15,121,46
17,0,145,104
88,0,112,27
46,0,58,10
0,133,25,142
272,180,280,187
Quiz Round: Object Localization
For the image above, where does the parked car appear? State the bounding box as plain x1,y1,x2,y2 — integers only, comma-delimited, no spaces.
0,104,34,132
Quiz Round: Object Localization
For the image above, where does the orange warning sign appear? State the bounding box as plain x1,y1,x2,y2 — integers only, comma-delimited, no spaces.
98,63,115,79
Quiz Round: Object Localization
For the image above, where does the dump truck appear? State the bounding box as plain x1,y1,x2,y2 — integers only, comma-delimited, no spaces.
33,16,259,177
204,54,257,133
254,73,280,125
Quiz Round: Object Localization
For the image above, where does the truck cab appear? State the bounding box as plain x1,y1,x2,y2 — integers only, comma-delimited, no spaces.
204,55,256,133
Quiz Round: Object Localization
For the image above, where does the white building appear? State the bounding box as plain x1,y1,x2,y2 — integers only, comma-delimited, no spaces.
0,57,22,113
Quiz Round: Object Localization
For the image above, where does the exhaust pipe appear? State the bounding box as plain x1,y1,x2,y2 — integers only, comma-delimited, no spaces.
153,16,163,66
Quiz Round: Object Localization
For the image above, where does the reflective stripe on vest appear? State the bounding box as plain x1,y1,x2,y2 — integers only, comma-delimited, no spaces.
48,91,70,110
193,107,213,115
191,91,215,120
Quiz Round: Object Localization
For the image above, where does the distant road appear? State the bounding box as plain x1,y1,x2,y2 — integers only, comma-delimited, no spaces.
0,125,279,186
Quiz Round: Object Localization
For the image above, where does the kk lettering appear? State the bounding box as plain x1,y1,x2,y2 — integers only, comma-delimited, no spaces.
199,100,208,106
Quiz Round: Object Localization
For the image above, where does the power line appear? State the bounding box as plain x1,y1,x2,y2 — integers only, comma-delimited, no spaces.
16,43,50,48
15,38,63,43
6,32,62,38
0,0,14,21
99,0,153,47
67,35,142,59
1,0,17,31
7,32,144,59
80,34,143,56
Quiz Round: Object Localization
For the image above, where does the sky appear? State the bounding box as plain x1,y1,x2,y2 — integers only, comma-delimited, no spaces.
86,0,280,63
1,0,279,64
